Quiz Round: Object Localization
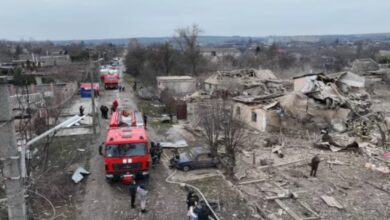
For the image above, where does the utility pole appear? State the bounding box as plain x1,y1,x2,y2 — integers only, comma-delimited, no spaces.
89,54,96,135
0,76,27,220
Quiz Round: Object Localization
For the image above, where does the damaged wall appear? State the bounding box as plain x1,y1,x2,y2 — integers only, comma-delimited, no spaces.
279,92,351,130
233,102,281,132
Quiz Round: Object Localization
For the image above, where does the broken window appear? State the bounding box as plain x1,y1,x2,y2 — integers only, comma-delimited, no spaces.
236,106,241,115
251,112,257,122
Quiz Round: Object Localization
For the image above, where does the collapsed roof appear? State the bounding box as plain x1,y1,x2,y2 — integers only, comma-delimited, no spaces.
280,72,371,131
204,68,277,86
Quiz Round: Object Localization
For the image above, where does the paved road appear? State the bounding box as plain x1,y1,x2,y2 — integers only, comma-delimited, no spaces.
77,61,186,220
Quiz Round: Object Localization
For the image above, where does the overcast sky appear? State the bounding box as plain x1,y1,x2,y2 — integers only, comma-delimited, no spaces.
1,0,389,41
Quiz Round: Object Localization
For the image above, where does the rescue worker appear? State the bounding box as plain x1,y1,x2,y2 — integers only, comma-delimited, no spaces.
320,129,343,148
187,201,198,220
194,201,211,220
169,148,180,168
102,105,109,119
310,155,321,177
133,81,137,91
187,190,199,210
111,100,118,113
100,105,106,119
129,180,137,208
137,184,148,213
79,105,84,116
156,143,162,163
143,113,148,128
150,142,158,168
169,113,173,123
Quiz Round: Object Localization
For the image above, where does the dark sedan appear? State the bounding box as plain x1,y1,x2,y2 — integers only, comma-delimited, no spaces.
171,147,221,171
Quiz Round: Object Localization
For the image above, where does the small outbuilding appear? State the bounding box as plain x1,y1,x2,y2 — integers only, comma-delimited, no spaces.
80,83,100,98
157,76,196,96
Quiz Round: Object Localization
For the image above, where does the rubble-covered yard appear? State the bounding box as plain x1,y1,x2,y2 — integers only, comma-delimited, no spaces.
235,131,389,220
28,135,93,219
186,176,253,220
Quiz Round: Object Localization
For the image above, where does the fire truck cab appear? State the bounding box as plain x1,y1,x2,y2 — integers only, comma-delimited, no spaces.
103,127,150,182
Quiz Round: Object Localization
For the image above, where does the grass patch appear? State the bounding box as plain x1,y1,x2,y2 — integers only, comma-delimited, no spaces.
138,99,165,117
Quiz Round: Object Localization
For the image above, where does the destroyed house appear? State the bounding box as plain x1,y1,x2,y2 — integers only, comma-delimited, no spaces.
285,72,370,131
204,68,277,94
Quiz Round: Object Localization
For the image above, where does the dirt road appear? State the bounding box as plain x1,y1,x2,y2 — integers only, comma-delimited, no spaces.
77,63,186,220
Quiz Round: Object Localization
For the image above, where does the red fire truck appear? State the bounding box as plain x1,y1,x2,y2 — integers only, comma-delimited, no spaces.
109,110,144,128
103,74,119,89
102,126,150,183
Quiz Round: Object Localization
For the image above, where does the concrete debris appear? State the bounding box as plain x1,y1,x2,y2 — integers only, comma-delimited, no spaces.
364,163,390,174
327,160,345,166
277,72,373,131
72,167,90,183
160,114,171,123
321,195,344,209
204,68,281,95
159,140,188,148
238,178,266,185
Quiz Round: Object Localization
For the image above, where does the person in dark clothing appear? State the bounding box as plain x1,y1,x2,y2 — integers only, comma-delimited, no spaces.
194,201,211,220
133,81,137,91
129,180,137,208
321,129,343,148
79,105,84,116
156,143,162,163
143,113,148,128
187,191,199,210
150,142,158,168
169,113,173,124
103,105,109,119
310,155,321,177
100,105,106,118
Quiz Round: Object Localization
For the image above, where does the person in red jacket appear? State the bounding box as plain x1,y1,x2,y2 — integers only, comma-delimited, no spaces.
111,100,119,113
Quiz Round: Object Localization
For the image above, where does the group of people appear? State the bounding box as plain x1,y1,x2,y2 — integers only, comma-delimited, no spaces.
99,100,118,119
150,142,162,168
118,84,125,92
129,180,148,213
187,190,212,220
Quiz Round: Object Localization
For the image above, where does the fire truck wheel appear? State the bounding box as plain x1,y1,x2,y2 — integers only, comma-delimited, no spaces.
183,166,190,172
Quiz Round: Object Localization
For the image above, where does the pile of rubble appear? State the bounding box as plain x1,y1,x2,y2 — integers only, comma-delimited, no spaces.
279,72,372,132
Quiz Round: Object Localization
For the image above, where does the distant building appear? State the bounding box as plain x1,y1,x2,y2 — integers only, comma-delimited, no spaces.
200,47,241,58
156,75,197,96
351,58,379,74
39,55,71,67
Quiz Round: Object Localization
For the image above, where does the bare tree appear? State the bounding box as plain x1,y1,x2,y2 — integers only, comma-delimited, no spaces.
174,24,202,75
198,100,223,156
124,39,147,77
198,100,247,176
220,106,247,176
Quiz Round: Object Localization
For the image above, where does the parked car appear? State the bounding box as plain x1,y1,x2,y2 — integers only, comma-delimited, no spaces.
171,147,221,171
